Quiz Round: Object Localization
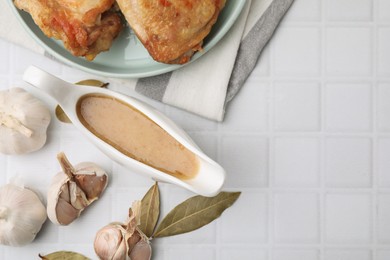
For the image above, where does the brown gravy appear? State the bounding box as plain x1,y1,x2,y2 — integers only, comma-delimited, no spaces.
76,94,199,180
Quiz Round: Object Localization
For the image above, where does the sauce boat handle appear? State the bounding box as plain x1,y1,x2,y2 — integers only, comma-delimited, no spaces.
23,66,76,104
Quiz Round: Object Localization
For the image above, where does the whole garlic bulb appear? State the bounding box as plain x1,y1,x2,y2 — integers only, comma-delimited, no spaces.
94,202,152,260
0,183,47,246
0,88,51,154
47,152,108,225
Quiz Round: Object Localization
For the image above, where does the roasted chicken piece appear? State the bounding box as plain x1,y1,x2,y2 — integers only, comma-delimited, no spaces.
14,0,122,60
116,0,226,64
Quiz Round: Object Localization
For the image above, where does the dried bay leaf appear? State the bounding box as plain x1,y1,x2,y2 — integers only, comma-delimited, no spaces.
39,251,90,260
55,79,109,124
139,182,160,237
153,191,241,238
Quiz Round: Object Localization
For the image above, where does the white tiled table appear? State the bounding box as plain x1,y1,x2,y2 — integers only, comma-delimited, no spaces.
1,0,390,259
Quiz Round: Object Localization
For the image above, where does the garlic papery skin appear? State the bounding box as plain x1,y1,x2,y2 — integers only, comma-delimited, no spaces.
0,88,51,155
47,152,108,225
95,202,151,260
0,183,47,246
94,223,128,260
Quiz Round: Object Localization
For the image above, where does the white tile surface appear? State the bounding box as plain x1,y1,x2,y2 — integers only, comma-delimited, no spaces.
325,138,372,187
284,0,321,21
324,249,372,260
325,83,372,132
273,28,320,76
377,193,390,243
220,191,268,244
273,193,319,243
378,138,390,187
326,28,372,76
274,82,320,131
377,250,390,260
221,136,268,188
325,193,372,243
378,28,390,77
223,80,268,132
166,246,215,260
274,137,320,187
1,0,390,258
220,247,267,260
378,0,390,22
327,0,373,21
273,249,319,260
377,83,390,131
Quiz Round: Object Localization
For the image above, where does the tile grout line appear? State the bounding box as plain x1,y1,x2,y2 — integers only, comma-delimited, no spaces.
320,0,326,258
372,0,379,258
268,22,276,259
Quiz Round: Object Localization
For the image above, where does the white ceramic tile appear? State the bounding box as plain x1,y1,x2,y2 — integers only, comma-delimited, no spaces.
220,191,268,244
220,248,267,260
167,246,215,260
112,188,153,222
378,138,390,187
325,138,372,187
273,249,319,260
325,193,372,243
378,0,390,22
327,0,372,21
326,28,372,76
325,83,372,132
377,193,390,243
274,138,320,187
111,163,155,188
274,28,320,76
166,106,217,131
62,192,112,243
60,132,113,175
223,81,268,132
377,250,390,260
377,83,390,131
4,245,61,260
274,82,320,131
378,28,390,77
253,45,270,77
274,193,319,243
7,132,60,192
0,155,6,185
188,133,218,160
34,222,59,244
221,136,268,188
284,0,321,21
0,39,9,74
11,45,62,75
0,77,9,90
324,249,372,260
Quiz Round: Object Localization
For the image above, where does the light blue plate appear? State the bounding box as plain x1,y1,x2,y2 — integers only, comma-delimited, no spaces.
9,1,246,78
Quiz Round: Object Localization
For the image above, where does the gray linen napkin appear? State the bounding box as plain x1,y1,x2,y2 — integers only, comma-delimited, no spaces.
0,0,294,121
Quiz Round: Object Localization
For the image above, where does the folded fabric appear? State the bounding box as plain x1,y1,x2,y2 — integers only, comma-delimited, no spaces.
0,0,294,121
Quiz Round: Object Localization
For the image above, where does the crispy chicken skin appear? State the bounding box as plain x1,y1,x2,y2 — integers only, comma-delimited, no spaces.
116,0,226,64
14,0,122,60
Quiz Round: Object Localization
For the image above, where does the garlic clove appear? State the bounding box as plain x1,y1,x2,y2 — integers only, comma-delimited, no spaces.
74,163,108,201
55,197,80,226
126,231,141,254
128,240,152,260
69,182,89,210
94,224,127,260
47,152,108,225
0,184,47,246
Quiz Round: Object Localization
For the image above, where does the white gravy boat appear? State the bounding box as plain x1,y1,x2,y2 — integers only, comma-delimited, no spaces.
23,66,225,197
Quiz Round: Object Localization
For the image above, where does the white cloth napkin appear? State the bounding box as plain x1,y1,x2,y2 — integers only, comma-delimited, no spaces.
1,0,294,121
